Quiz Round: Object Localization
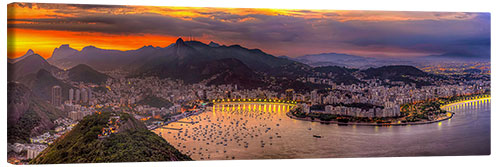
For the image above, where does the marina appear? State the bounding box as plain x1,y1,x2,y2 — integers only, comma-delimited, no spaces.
153,98,490,160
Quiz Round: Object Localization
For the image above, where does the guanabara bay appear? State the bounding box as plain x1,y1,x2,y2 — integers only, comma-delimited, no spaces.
7,2,490,164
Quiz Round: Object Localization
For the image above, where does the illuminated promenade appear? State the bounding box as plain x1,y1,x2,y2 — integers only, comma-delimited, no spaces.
441,97,491,111
211,99,297,113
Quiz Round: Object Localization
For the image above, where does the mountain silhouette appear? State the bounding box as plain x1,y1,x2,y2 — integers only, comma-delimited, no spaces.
8,50,60,81
19,69,74,101
67,64,110,84
361,65,432,87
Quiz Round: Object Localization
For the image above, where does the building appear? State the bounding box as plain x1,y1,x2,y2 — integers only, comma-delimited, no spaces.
88,89,93,101
69,88,74,104
325,105,334,114
75,89,81,103
285,89,294,101
26,145,47,159
310,90,319,104
51,85,62,106
81,88,88,103
300,103,310,113
68,111,84,121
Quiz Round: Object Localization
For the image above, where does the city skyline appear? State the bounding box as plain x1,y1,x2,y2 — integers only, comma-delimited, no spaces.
7,2,491,164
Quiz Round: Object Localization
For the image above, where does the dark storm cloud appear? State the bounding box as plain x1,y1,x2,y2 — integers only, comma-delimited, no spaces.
9,12,316,44
9,13,206,36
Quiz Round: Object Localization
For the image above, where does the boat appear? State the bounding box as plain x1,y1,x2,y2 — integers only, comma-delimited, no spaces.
313,135,322,138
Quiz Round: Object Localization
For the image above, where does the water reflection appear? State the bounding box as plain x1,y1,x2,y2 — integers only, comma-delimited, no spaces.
153,99,490,160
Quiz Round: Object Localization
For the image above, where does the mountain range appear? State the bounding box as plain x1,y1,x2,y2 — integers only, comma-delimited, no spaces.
360,65,434,87
44,38,305,89
8,50,60,81
293,53,370,67
292,51,490,68
9,38,453,93
47,38,294,73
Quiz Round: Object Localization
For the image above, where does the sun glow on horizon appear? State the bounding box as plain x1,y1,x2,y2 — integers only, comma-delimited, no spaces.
7,2,488,59
8,28,182,59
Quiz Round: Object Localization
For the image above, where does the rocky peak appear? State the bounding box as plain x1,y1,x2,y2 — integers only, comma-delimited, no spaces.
24,49,35,56
8,49,37,63
175,37,185,46
59,44,71,49
82,45,98,51
208,41,220,47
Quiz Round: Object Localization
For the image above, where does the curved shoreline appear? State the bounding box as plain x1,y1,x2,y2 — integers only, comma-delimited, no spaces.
287,97,490,126
286,112,454,126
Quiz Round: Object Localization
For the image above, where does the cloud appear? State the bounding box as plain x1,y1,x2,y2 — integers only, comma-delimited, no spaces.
7,3,491,58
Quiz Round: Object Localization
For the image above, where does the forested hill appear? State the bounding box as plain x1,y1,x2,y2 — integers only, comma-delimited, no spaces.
30,112,191,164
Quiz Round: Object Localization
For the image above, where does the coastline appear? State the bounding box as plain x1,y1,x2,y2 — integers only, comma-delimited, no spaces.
287,97,490,126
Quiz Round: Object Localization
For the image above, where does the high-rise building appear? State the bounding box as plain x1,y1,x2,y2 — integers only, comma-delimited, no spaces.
75,89,81,103
69,88,74,104
88,88,93,101
52,85,62,106
311,90,318,104
82,88,88,103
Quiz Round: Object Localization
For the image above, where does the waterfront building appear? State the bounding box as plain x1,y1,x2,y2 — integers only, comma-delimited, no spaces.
300,103,310,113
325,105,334,114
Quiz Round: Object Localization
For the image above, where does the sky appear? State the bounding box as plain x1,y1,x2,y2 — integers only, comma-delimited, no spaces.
7,3,490,59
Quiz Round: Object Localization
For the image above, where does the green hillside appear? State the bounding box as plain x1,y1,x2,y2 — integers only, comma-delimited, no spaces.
8,82,66,143
30,112,191,164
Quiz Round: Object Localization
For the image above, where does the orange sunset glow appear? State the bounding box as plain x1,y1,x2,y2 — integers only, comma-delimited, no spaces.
7,2,489,59
5,2,493,164
8,28,181,59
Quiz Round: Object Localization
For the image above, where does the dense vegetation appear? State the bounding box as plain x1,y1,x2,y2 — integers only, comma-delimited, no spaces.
137,95,173,108
401,92,489,122
8,82,65,143
8,108,41,143
400,100,446,122
30,112,191,164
